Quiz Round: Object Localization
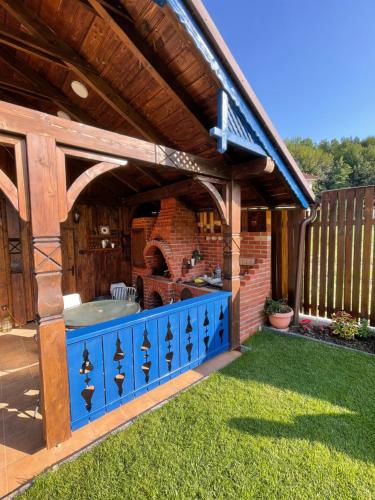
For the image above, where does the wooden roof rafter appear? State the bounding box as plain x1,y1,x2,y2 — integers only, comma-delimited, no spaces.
0,47,97,125
0,0,169,143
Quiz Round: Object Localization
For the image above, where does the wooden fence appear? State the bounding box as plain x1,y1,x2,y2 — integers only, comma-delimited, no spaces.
302,186,375,323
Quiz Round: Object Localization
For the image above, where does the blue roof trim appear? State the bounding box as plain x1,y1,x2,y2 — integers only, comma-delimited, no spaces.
152,0,309,208
210,88,267,156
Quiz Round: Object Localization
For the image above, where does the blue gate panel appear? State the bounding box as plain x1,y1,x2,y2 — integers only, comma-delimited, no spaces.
214,298,229,355
102,327,135,412
67,336,106,430
66,291,231,430
179,306,199,372
133,319,159,396
158,312,181,383
198,301,215,362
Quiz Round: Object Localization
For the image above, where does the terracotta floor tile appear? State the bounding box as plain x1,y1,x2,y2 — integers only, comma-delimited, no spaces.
1,327,239,498
4,426,44,466
122,393,157,417
89,408,128,439
0,443,7,469
0,465,8,499
148,381,183,402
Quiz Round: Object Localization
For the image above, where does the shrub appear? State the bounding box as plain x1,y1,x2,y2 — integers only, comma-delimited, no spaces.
299,318,314,334
331,311,357,340
357,318,372,339
264,297,291,316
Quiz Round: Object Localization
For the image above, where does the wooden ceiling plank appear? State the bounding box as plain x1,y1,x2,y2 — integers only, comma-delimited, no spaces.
249,180,275,208
0,0,167,144
0,47,96,125
0,21,89,69
86,0,210,136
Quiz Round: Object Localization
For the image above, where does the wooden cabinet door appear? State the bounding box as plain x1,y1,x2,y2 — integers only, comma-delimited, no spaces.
131,228,146,267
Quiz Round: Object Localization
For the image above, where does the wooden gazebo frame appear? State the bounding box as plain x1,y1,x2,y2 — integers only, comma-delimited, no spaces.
0,99,242,448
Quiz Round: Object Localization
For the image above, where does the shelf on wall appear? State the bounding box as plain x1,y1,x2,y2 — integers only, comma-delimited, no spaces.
79,248,122,255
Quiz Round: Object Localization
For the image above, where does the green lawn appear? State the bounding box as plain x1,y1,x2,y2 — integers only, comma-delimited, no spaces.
23,331,375,499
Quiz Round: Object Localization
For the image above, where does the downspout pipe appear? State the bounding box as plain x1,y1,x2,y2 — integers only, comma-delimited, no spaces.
293,204,318,325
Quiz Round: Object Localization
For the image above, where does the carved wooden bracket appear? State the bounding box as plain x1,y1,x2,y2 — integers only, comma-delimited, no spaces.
0,133,29,220
66,161,127,213
195,175,229,225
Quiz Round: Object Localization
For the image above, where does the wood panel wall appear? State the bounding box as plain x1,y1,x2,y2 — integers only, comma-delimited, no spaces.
61,204,132,303
0,199,132,323
0,198,34,324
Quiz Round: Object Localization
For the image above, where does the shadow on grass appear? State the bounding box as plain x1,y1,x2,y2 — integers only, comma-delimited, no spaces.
229,413,375,464
222,332,375,417
221,332,375,464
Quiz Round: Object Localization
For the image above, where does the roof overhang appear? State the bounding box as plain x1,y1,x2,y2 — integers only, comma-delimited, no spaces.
154,0,316,208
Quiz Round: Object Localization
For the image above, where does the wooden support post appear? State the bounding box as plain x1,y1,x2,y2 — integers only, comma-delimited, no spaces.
27,134,71,448
223,181,241,350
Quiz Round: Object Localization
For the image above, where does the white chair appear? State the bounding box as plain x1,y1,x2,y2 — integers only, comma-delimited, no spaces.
110,282,127,300
63,293,82,310
126,287,136,302
111,286,127,301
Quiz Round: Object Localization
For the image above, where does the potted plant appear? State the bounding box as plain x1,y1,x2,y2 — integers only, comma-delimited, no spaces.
264,297,294,329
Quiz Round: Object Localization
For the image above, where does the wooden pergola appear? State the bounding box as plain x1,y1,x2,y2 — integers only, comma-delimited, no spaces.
0,0,314,450
0,100,245,447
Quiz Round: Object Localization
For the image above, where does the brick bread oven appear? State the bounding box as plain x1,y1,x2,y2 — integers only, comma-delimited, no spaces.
131,200,272,339
132,198,208,309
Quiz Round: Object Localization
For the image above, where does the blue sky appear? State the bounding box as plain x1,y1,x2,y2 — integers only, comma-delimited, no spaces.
203,0,375,142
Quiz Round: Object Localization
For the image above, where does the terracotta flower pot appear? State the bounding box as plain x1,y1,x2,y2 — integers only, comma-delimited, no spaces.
268,308,294,329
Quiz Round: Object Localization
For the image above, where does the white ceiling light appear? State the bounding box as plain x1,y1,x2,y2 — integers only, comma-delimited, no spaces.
71,80,89,98
57,110,71,120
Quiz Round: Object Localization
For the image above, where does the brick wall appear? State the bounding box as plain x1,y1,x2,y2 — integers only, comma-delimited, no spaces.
197,234,223,273
239,231,272,341
142,277,211,309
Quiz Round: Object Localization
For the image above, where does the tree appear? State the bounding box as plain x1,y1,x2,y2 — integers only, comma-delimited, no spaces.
285,137,375,192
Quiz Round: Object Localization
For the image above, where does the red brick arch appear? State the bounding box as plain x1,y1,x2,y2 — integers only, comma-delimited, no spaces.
143,239,177,278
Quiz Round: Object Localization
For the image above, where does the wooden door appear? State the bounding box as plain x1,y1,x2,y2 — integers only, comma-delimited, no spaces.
3,200,34,324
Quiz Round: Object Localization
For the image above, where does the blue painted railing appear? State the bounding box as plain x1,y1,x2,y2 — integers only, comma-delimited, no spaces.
66,291,231,430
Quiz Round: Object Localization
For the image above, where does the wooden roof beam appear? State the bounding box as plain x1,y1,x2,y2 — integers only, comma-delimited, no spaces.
135,166,162,186
0,78,54,103
109,171,139,193
0,100,229,179
0,23,68,68
123,178,197,206
86,0,211,136
232,156,275,181
249,181,275,208
0,0,167,144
